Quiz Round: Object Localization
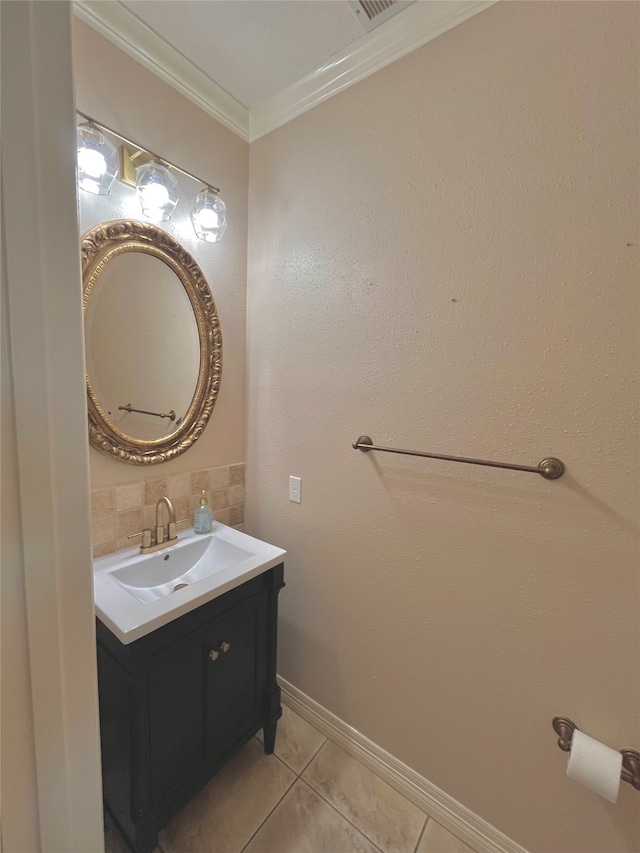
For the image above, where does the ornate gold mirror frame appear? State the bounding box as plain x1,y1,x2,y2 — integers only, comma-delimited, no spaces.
81,220,222,464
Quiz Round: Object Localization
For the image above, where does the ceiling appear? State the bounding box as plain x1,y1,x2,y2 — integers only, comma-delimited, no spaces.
122,1,371,110
75,0,497,140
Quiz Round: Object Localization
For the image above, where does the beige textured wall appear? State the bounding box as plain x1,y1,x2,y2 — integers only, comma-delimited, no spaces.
246,3,639,851
73,19,249,487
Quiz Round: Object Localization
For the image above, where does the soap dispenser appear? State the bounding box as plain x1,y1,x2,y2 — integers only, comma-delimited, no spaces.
194,491,212,534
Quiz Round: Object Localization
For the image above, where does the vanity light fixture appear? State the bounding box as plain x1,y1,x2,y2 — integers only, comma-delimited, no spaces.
136,161,178,222
76,123,118,195
191,188,227,243
75,110,225,241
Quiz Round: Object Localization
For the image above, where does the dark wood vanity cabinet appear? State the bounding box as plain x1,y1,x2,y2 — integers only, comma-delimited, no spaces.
96,564,284,853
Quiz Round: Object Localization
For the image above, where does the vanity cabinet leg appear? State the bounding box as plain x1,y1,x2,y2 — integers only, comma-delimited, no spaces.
262,683,282,754
262,565,284,754
133,820,159,853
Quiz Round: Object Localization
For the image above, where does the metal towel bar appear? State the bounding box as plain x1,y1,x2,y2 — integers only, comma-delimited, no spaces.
118,403,176,421
352,435,565,480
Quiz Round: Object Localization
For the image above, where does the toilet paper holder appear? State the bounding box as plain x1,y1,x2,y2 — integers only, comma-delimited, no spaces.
552,716,640,791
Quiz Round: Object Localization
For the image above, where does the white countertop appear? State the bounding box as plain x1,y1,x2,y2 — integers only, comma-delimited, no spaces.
93,522,286,644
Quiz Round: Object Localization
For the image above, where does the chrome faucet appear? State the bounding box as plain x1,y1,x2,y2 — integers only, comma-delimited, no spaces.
128,495,179,554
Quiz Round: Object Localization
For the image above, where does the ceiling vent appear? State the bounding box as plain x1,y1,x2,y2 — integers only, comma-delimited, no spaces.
348,0,415,33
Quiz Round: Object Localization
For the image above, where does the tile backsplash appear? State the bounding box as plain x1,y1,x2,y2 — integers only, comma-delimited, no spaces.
91,463,245,558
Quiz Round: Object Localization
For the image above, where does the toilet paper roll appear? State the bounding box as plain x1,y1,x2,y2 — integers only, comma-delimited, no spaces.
566,729,622,803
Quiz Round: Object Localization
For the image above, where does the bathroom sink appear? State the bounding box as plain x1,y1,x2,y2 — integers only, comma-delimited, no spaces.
93,522,286,644
111,536,253,603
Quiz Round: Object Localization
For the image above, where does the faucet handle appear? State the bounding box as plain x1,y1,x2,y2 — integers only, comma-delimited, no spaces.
167,519,189,541
128,528,153,549
167,519,189,540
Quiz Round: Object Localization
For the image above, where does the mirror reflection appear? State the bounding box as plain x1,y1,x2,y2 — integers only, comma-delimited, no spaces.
85,253,200,441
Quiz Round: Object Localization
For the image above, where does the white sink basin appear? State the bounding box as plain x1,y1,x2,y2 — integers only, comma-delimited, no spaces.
93,523,286,644
111,536,253,603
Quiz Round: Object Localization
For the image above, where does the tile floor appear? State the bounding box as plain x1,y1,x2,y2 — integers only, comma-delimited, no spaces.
105,704,477,853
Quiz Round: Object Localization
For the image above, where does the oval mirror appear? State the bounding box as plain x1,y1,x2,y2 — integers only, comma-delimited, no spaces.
81,220,222,464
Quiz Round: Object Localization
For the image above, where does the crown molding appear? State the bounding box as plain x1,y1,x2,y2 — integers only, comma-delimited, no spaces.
73,1,250,142
74,0,497,144
250,0,498,140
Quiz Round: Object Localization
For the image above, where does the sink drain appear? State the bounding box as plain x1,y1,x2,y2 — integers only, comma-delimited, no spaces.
173,583,189,592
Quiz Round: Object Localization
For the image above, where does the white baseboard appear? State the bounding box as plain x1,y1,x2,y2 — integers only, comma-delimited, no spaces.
278,676,528,853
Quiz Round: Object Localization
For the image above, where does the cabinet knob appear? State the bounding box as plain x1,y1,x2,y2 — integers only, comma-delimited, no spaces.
208,649,220,661
220,641,231,653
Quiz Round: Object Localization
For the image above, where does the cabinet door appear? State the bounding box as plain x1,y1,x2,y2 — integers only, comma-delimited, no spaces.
205,591,266,763
148,625,208,811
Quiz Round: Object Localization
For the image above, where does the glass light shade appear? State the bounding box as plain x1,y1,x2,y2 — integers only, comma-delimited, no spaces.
77,124,118,195
136,162,178,221
191,189,227,243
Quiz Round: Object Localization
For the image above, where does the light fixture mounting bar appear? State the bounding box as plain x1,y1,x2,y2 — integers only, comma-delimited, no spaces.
76,110,220,194
119,145,153,189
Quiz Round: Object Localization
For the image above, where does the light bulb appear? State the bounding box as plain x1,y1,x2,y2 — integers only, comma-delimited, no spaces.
76,123,118,196
77,147,107,180
191,188,227,243
141,182,170,209
196,207,219,229
136,162,178,222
